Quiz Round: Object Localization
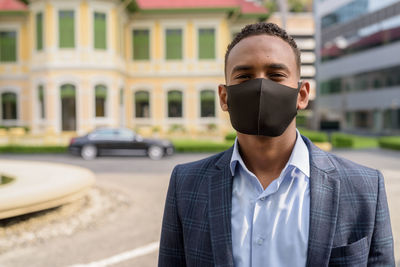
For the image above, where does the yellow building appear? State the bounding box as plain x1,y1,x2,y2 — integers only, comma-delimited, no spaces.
0,0,268,138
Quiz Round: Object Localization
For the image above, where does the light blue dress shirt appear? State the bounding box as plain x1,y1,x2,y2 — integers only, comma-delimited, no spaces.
230,130,310,267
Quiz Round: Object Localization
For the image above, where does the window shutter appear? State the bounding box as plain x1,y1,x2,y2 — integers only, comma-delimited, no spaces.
59,11,75,48
166,29,182,60
36,13,43,51
0,31,17,62
133,30,150,60
198,28,215,59
94,12,106,49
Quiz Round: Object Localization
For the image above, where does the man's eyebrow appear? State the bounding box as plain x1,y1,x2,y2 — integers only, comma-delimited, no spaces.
231,65,253,74
267,63,290,73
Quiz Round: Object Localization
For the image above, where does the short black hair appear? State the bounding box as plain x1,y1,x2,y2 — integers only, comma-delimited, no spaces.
225,22,301,77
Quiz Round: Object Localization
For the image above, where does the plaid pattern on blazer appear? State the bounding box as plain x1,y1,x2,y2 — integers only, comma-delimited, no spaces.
158,136,395,267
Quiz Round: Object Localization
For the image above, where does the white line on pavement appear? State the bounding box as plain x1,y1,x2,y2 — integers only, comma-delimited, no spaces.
69,241,159,267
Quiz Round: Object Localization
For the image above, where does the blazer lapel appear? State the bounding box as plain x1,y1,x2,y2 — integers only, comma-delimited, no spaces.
303,136,340,267
208,147,234,267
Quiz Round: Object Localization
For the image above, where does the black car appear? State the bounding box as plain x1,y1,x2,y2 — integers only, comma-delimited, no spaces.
68,128,174,160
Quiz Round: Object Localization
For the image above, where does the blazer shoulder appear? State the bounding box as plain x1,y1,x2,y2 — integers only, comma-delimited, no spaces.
321,150,382,192
326,151,378,174
172,148,232,186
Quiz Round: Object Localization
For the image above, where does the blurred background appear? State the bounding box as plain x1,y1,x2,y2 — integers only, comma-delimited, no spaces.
0,0,399,266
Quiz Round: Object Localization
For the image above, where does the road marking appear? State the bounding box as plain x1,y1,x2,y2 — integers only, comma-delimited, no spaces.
69,241,159,267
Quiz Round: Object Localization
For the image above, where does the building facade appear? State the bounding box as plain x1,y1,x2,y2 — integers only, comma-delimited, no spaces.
314,0,400,134
268,12,316,110
0,0,269,137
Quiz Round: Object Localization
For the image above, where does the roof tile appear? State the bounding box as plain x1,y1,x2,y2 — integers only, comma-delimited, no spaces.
136,0,267,14
0,0,28,11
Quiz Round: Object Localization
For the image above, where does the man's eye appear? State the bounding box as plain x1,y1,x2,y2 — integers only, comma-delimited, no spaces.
236,74,251,79
269,73,286,79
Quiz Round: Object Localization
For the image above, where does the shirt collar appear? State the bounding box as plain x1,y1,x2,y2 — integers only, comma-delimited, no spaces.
229,129,310,178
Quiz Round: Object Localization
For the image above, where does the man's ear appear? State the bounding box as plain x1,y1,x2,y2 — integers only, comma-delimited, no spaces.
297,81,310,110
218,84,229,111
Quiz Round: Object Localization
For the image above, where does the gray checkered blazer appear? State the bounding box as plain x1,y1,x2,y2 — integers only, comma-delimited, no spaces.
159,136,394,266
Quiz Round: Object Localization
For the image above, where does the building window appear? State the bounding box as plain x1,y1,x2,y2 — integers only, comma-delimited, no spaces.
198,28,215,59
38,85,45,119
167,90,182,118
0,31,17,62
133,29,150,60
59,10,75,48
165,29,182,60
134,91,150,118
200,90,215,117
95,85,107,117
1,92,17,120
119,88,124,106
94,12,106,50
36,12,43,51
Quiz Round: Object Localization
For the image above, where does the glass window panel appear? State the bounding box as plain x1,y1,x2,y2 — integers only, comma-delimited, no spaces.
60,84,76,98
38,85,45,119
166,29,182,60
200,90,215,117
198,28,215,59
133,29,150,60
1,92,17,120
94,12,106,49
0,31,17,62
135,91,150,118
95,85,107,117
36,13,43,51
59,10,75,48
167,90,182,117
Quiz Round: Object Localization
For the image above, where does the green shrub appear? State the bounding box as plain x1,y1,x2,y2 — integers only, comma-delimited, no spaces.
0,125,30,132
225,129,328,143
168,124,186,133
331,133,354,148
172,140,233,153
296,114,307,128
225,132,237,141
298,129,328,142
331,133,378,149
379,136,400,150
0,145,67,154
1,174,15,185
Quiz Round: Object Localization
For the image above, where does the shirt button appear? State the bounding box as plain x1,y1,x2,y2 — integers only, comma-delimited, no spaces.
260,197,266,201
257,238,264,245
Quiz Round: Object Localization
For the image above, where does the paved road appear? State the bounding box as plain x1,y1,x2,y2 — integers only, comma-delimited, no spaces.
0,149,399,266
0,153,214,174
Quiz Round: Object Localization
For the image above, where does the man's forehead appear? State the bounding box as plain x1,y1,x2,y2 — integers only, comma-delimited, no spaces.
226,35,296,73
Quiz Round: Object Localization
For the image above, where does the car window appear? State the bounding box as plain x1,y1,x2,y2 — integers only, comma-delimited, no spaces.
116,129,135,140
90,129,116,140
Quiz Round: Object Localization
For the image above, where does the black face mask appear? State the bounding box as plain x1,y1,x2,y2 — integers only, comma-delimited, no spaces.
227,78,300,137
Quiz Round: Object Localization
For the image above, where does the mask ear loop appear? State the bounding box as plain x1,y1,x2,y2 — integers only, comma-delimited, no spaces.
296,81,302,111
297,81,302,91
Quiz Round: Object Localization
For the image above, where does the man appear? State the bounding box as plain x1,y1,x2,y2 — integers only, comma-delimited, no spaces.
158,22,394,267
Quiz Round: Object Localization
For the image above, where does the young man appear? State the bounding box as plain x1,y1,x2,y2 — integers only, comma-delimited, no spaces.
158,22,394,267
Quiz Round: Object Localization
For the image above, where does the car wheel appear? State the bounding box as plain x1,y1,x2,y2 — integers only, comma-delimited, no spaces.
81,145,97,160
148,145,164,160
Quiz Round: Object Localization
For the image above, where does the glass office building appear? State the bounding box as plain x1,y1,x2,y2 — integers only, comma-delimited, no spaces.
314,0,400,134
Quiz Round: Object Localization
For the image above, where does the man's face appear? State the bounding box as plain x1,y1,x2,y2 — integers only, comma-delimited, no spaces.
225,34,299,88
219,34,309,116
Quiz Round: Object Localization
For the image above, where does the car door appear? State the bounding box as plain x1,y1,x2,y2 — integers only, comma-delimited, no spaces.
89,129,119,155
111,128,147,155
116,129,147,156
